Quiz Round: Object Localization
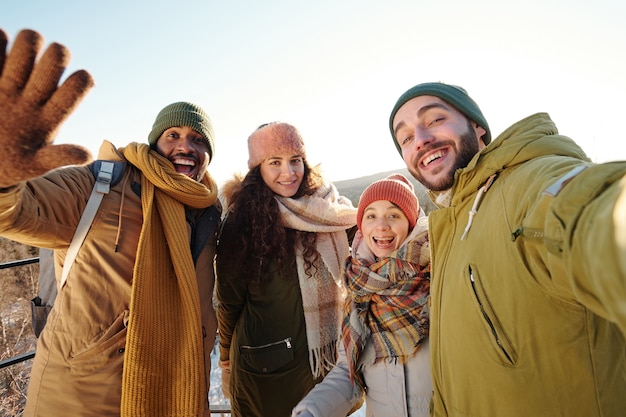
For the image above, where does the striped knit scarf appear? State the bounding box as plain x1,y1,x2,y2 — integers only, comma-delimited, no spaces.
276,182,356,378
118,143,218,417
342,223,430,387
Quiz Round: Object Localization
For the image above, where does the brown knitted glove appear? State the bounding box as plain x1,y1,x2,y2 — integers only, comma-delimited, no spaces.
0,28,94,188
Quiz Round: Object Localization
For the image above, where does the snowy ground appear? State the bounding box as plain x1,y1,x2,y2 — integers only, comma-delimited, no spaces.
208,347,366,416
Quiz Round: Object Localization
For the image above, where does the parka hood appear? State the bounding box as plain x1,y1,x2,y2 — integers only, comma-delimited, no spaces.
219,172,245,211
97,140,125,161
444,113,590,205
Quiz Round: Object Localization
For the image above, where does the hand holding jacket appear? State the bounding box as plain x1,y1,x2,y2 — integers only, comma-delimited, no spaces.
218,359,231,399
0,28,93,188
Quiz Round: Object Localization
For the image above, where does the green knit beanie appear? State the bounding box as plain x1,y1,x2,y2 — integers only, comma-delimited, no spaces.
148,102,215,159
388,82,491,156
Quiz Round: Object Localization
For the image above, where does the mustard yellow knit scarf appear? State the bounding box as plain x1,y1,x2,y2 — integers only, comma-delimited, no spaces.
119,143,218,417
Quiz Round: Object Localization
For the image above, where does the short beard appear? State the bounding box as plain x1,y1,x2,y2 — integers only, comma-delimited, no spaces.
408,122,480,192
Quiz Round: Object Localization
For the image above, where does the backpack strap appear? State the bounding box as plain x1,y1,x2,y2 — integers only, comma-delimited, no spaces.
60,161,123,288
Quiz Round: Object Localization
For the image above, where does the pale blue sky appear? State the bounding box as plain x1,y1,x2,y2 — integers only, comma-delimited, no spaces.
4,0,626,186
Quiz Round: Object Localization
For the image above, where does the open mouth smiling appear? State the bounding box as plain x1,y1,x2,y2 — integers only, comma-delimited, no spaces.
373,236,395,247
172,157,197,176
422,149,445,167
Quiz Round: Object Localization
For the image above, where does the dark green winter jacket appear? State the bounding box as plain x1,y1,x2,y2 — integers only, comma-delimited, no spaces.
216,215,319,417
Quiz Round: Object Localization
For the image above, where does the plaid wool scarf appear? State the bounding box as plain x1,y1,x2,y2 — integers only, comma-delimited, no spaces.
342,223,430,387
276,182,357,378
119,143,218,417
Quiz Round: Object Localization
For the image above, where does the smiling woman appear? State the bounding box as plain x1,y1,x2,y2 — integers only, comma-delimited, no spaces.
215,122,358,417
252,124,307,197
259,153,305,197
293,173,431,417
357,174,418,259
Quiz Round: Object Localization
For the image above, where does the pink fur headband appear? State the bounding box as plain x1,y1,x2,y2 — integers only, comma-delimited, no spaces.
247,122,307,169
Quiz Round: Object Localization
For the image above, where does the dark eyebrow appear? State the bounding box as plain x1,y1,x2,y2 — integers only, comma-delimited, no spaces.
266,153,303,161
393,102,451,137
417,102,449,117
393,121,407,138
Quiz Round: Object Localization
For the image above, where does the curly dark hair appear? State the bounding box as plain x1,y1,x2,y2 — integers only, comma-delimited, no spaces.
224,159,325,288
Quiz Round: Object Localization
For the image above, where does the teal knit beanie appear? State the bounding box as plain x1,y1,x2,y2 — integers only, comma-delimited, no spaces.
388,82,491,156
148,102,215,159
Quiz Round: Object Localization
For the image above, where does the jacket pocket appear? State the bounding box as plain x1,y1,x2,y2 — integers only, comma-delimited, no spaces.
239,337,294,374
467,266,517,366
68,310,128,375
30,296,53,338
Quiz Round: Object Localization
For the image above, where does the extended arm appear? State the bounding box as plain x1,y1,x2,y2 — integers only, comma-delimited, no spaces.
545,162,626,334
292,343,362,417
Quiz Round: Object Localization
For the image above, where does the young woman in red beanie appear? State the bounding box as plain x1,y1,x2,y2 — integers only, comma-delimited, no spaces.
292,174,432,417
215,122,357,417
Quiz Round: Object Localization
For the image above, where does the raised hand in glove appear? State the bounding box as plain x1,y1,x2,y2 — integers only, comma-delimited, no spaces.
0,28,94,188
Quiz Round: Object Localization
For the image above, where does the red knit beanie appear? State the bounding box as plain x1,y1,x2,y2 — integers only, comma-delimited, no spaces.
357,174,419,231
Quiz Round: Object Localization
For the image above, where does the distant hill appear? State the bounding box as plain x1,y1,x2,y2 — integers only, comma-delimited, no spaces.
334,168,436,214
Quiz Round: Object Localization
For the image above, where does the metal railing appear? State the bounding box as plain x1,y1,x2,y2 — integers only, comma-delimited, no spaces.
0,256,38,370
0,256,40,269
0,256,231,415
0,350,35,370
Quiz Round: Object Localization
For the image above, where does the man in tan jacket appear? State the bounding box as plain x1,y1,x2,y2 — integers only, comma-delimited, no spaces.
0,28,220,417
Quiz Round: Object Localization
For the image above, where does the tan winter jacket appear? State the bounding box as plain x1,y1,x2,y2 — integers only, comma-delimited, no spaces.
0,141,220,417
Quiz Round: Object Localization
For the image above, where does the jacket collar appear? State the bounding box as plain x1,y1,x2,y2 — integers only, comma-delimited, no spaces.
431,112,589,207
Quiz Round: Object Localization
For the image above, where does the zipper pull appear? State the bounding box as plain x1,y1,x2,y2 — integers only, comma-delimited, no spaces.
285,338,292,349
461,174,497,240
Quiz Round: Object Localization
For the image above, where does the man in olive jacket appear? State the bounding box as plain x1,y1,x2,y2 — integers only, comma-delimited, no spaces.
0,29,220,417
389,82,626,417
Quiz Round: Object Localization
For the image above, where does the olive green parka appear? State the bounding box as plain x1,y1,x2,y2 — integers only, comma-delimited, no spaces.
428,113,626,417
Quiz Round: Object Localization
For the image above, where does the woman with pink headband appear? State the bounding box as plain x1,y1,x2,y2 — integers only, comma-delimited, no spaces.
216,122,358,417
